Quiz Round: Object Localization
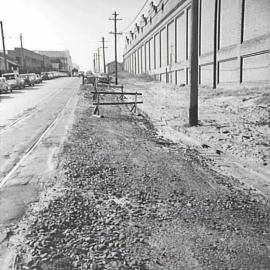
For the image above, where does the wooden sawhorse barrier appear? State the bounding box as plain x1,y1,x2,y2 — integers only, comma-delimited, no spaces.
91,89,143,116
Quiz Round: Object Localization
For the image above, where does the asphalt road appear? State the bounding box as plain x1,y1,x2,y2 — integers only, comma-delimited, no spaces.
0,77,80,225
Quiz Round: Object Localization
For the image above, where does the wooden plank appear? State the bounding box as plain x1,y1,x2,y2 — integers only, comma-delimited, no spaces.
91,91,142,95
93,101,143,106
109,84,123,88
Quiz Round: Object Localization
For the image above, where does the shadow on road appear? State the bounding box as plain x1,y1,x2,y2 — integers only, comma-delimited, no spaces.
10,90,25,94
22,87,40,91
0,95,14,100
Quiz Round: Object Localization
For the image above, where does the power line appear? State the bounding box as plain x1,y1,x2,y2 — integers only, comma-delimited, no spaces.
121,0,150,33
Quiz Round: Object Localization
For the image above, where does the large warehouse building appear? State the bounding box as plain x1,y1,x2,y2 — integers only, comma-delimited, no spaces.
123,0,270,86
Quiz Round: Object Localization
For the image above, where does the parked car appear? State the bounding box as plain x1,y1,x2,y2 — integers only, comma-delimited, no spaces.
41,72,49,80
2,73,22,90
20,74,34,86
48,72,54,80
97,73,111,84
36,74,42,83
27,73,38,84
84,72,96,86
0,77,12,93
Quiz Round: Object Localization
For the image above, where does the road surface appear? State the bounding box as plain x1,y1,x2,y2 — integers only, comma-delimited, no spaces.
0,77,80,225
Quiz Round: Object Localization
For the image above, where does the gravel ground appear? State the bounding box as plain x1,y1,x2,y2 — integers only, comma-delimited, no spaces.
119,72,270,172
15,86,270,270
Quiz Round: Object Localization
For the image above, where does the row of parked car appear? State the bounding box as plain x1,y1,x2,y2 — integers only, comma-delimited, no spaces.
41,71,69,80
0,71,69,93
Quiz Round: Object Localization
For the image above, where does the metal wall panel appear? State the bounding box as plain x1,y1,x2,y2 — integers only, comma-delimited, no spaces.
218,59,239,83
244,0,270,41
154,33,160,68
176,12,186,62
200,63,214,84
219,0,239,48
242,53,269,82
200,0,215,54
160,28,167,67
150,38,155,71
168,20,175,66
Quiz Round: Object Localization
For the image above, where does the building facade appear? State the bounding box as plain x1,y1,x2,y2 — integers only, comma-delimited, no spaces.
123,0,270,86
36,50,73,74
0,52,19,75
7,48,51,74
106,61,123,75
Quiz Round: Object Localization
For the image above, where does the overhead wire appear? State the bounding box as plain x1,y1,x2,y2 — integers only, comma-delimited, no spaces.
120,0,150,33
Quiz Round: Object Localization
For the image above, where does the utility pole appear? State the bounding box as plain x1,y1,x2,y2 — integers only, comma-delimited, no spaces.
213,0,218,89
100,37,108,73
20,33,25,73
0,21,8,73
189,0,199,126
93,53,96,73
95,53,98,73
109,11,122,85
97,48,101,73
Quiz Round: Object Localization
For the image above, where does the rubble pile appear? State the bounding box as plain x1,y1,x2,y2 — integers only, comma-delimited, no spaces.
16,89,270,270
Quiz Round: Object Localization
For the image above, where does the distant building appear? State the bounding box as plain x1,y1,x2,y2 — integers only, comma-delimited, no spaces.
106,61,123,75
36,50,73,74
7,48,51,74
0,52,19,75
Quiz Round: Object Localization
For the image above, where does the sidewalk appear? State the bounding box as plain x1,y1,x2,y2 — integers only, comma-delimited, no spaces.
119,72,270,196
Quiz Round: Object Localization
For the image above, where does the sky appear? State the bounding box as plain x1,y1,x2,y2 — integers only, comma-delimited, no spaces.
1,0,149,71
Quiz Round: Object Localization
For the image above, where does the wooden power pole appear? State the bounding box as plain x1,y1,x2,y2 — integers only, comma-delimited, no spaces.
189,0,199,126
97,48,101,73
93,53,96,73
109,12,122,85
0,21,8,72
100,37,107,73
20,33,25,72
213,0,218,89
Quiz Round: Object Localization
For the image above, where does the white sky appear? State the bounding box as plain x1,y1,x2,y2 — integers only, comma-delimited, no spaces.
1,0,148,71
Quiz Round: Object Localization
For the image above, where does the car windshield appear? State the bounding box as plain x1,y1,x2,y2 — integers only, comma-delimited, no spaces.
3,74,15,80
